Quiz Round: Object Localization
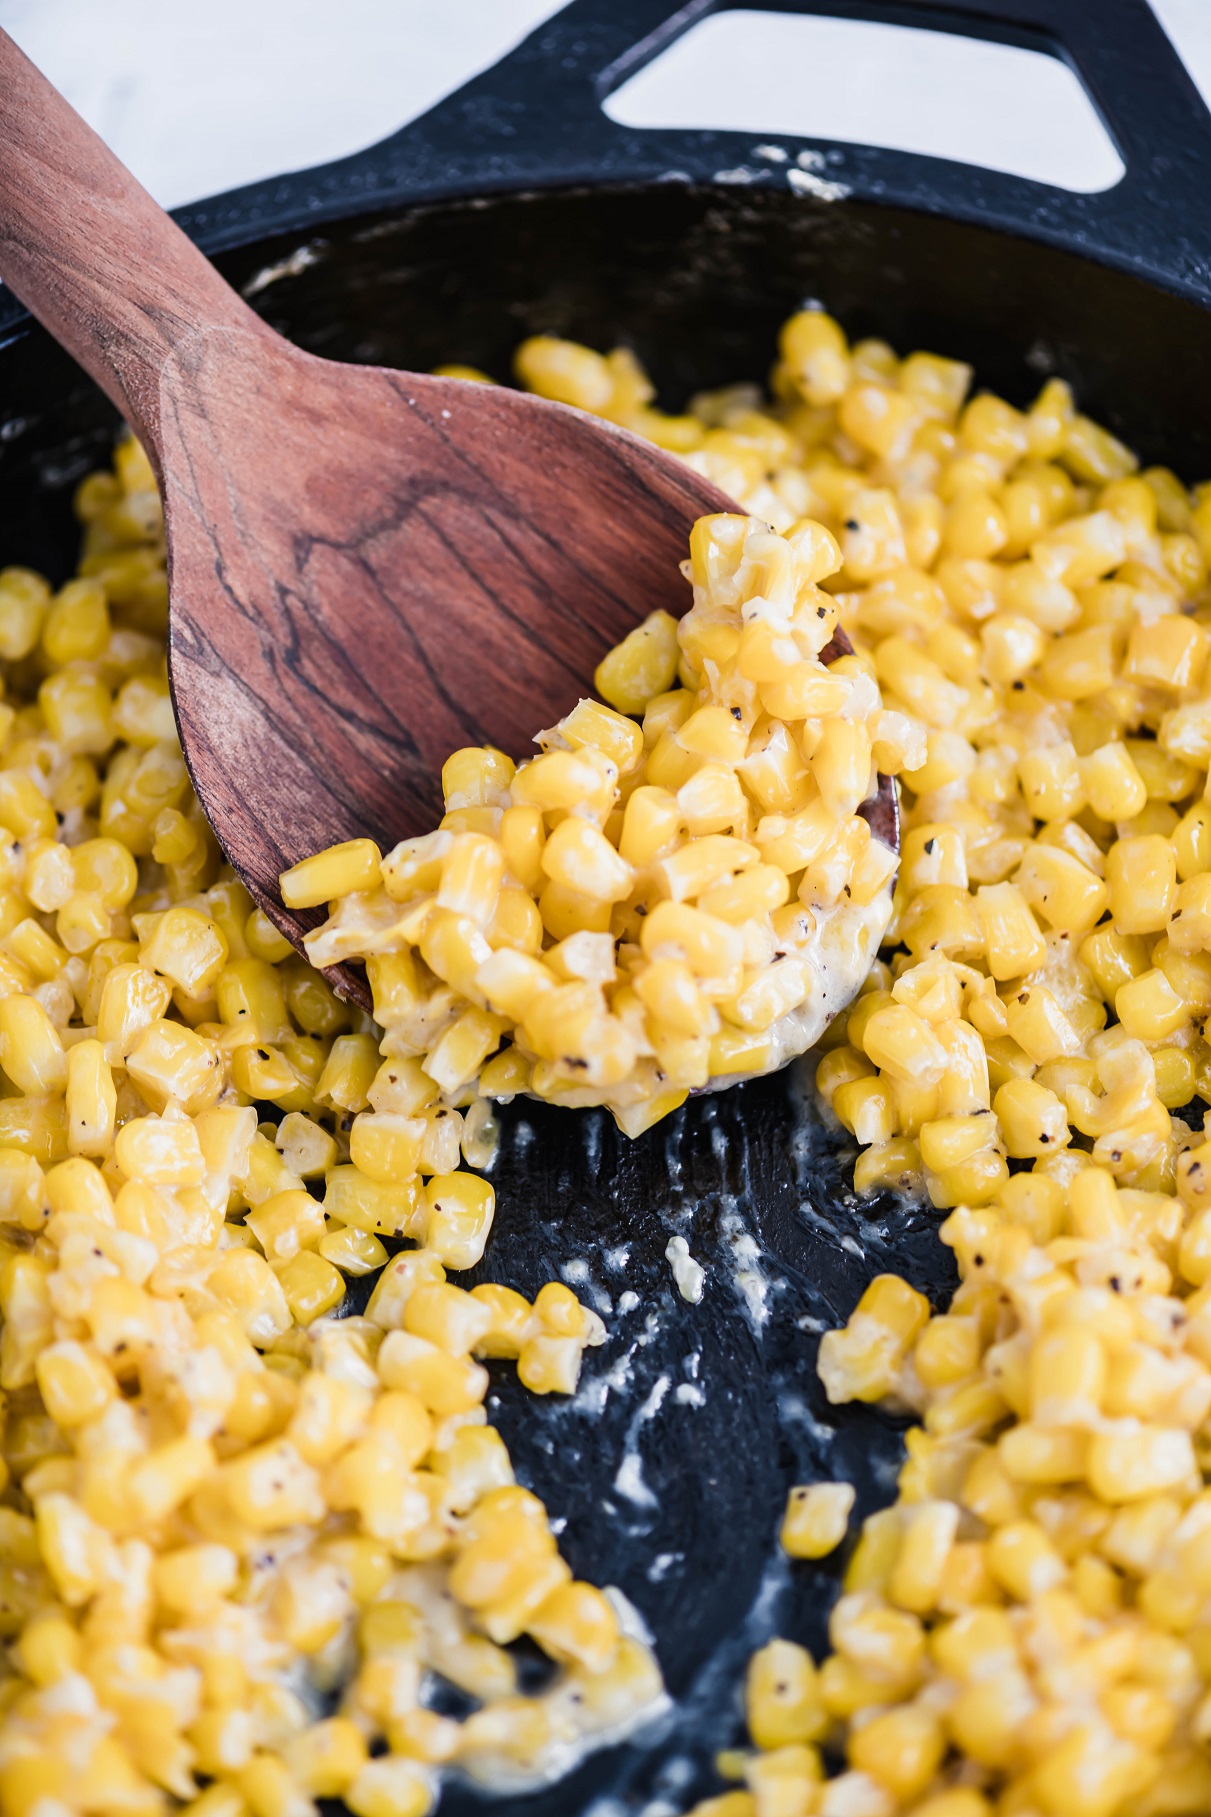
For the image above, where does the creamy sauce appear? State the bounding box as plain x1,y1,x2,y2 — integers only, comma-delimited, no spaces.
698,861,894,1094
664,1234,706,1304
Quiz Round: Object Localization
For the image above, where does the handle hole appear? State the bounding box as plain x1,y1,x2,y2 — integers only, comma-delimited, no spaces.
604,8,1125,193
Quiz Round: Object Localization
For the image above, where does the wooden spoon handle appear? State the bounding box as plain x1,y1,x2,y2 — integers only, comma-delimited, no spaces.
0,28,265,460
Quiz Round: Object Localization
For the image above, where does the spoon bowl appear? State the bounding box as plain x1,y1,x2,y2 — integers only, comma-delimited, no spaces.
155,327,736,985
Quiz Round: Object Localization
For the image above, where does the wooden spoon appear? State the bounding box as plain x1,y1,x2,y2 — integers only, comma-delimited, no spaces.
0,30,896,1010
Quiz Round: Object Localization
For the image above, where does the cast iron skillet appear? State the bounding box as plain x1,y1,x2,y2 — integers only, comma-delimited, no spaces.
4,2,1211,1809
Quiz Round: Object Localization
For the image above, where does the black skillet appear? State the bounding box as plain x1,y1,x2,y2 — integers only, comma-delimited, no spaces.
3,2,1211,1808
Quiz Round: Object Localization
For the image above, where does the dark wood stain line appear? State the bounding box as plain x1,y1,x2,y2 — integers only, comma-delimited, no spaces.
385,373,708,645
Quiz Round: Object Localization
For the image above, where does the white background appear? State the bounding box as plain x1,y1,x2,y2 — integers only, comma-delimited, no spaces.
0,0,1209,211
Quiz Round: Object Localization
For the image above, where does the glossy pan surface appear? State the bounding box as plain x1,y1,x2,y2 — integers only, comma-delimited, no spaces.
2,2,1211,1807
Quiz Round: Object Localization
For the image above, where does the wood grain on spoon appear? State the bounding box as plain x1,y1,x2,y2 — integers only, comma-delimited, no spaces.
0,29,896,1012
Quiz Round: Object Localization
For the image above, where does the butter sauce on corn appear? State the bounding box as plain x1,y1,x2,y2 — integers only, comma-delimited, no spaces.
0,438,663,1817
294,515,908,1133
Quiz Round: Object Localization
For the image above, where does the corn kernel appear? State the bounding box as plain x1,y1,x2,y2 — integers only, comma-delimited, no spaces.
781,1481,856,1558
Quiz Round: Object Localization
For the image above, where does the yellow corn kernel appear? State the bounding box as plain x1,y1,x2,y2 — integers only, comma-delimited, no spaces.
1173,798,1211,881
151,804,198,867
280,839,382,908
35,1339,115,1427
344,1757,432,1817
993,1077,1069,1158
1105,833,1177,933
276,1721,365,1801
344,1109,423,1185
1004,982,1082,1065
112,673,176,753
641,899,743,982
378,1328,488,1415
242,1189,322,1266
614,784,676,868
981,611,1045,684
518,1333,587,1395
516,752,617,825
841,381,918,459
1129,734,1199,803
316,1032,380,1114
0,993,66,1094
833,1074,895,1146
537,816,631,903
152,1542,239,1615
1014,843,1106,933
237,1756,314,1817
780,310,850,405
746,1637,827,1749
241,905,293,964
41,576,108,663
852,1135,923,1195
985,1518,1066,1600
421,1006,502,1094
888,1499,961,1614
433,832,501,927
13,1608,83,1686
515,332,612,407
1126,610,1207,689
469,1284,533,1360
781,1481,856,1559
96,960,170,1055
1017,743,1083,823
809,718,872,820
1167,871,1211,957
817,1274,931,1404
401,1282,490,1358
216,957,292,1043
473,1046,528,1106
846,1700,945,1801
1087,1425,1196,1502
859,1002,947,1086
316,1221,387,1279
974,882,1046,980
39,669,112,754
634,957,716,1039
220,1438,324,1532
128,1432,216,1522
69,839,137,915
675,764,747,839
1116,967,1190,1040
274,1250,345,1325
3,915,67,980
0,771,56,841
700,863,790,927
818,1047,876,1111
527,1580,620,1672
438,749,510,816
0,566,50,657
140,903,229,994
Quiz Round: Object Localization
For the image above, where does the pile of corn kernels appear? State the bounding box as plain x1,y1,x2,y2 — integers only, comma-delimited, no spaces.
0,437,666,1817
11,295,1211,1817
500,321,1211,1816
296,510,910,1133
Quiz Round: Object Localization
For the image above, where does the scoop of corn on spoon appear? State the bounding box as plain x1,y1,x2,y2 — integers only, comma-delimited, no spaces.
0,29,896,1032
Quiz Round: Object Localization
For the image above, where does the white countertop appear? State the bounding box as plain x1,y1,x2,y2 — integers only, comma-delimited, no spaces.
1,0,1208,212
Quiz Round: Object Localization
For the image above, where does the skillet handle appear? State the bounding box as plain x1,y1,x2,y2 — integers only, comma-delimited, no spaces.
171,0,1211,312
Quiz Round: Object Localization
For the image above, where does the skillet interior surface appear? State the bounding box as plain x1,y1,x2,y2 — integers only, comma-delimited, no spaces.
1,180,1208,1808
